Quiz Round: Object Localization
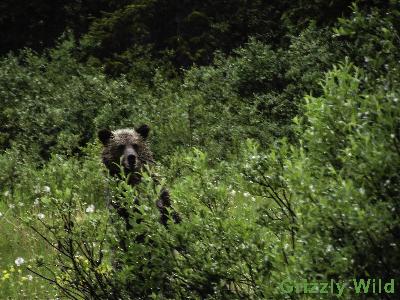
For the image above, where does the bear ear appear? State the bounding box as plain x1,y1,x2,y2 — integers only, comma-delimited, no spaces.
98,129,113,145
136,124,150,139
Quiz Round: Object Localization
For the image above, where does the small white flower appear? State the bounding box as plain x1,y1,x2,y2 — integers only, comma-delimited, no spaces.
34,198,40,206
243,192,250,198
0,212,3,217
27,274,33,281
43,186,51,193
326,245,334,252
37,213,45,220
86,204,95,213
4,191,10,197
15,257,25,266
229,190,236,196
8,204,15,209
18,202,24,207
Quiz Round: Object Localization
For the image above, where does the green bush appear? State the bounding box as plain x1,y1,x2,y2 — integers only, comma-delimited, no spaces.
19,145,283,299
292,60,400,281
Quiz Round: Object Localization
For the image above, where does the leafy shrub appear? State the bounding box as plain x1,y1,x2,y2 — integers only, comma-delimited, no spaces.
22,146,282,299
291,60,400,281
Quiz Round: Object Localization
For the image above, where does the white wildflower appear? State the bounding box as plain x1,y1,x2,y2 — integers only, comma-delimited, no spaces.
18,202,24,207
43,186,51,193
4,190,10,197
0,212,3,217
229,190,236,196
27,274,33,281
243,192,250,198
86,204,95,213
37,213,45,220
34,198,40,206
15,257,25,266
8,204,15,209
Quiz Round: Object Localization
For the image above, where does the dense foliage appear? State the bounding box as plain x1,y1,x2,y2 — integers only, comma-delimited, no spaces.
1,0,355,70
0,1,399,299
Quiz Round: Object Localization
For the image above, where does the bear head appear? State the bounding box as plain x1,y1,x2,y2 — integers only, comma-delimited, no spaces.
98,125,154,185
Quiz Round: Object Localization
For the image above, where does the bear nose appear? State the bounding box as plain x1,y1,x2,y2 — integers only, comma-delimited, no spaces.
127,154,136,167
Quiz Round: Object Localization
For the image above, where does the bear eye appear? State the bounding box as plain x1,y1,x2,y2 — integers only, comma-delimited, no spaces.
117,145,125,152
132,144,139,150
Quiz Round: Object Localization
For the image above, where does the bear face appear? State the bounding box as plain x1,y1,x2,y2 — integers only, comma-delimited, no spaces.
98,125,154,185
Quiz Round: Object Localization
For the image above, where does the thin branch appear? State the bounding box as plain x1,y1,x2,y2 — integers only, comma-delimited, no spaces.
27,267,83,300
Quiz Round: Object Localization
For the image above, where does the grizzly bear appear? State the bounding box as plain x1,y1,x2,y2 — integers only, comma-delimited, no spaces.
98,125,180,229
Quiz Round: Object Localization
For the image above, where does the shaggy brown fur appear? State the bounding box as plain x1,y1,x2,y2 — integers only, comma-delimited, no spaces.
98,125,180,228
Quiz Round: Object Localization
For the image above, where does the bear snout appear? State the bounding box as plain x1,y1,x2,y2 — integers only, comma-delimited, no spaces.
127,154,136,168
121,145,138,170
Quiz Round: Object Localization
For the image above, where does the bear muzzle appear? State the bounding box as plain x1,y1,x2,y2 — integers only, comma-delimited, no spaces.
121,146,139,171
127,154,136,168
